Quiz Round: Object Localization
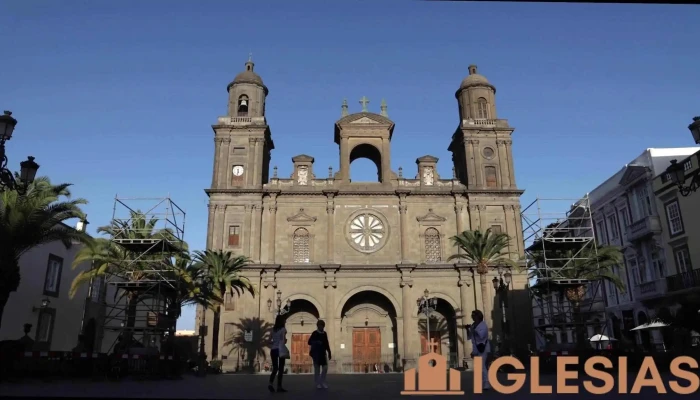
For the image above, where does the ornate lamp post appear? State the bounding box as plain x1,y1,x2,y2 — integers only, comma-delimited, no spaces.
268,289,291,316
492,267,512,355
0,111,40,194
665,116,700,197
417,289,438,354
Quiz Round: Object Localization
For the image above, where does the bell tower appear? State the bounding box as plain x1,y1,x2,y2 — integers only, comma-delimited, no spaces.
334,97,396,184
449,65,517,190
211,56,273,190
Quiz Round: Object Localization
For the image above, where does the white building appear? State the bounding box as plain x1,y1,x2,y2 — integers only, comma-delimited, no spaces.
0,222,106,352
587,147,700,350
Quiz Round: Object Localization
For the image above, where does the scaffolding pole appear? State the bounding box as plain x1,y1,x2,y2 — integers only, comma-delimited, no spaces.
521,197,610,352
99,196,187,354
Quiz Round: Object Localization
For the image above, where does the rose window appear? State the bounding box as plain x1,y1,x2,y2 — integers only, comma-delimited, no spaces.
349,213,386,252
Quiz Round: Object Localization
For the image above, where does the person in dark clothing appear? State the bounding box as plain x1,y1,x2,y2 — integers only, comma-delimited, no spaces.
268,314,288,393
308,320,331,389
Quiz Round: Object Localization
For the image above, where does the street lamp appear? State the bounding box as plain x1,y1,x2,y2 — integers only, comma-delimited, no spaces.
268,290,291,316
689,116,700,145
492,267,512,355
0,111,40,194
76,215,90,233
664,116,700,197
417,289,438,354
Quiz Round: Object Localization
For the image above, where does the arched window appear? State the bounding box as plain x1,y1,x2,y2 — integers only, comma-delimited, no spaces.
484,166,498,188
424,228,441,263
237,95,249,117
476,97,488,119
293,228,310,263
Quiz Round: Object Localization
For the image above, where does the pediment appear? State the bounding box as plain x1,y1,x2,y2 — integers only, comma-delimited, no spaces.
416,155,439,164
292,154,315,163
337,112,393,126
618,165,648,186
287,208,317,223
416,209,447,223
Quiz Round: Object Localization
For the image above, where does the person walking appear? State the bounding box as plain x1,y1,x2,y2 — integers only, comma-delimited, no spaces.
268,315,288,393
470,309,491,390
308,320,332,389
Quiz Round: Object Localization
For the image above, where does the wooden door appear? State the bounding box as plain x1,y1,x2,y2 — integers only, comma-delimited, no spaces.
420,331,442,355
352,328,381,372
290,333,312,373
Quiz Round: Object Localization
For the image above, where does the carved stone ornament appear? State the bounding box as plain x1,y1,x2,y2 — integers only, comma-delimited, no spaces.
297,166,309,185
416,209,447,224
287,208,317,224
423,166,435,186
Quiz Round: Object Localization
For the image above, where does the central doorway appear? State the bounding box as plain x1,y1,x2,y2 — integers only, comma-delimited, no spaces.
352,327,381,372
291,333,312,373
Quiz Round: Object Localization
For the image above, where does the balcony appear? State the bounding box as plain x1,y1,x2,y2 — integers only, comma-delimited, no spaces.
633,278,668,301
666,270,700,293
625,216,661,242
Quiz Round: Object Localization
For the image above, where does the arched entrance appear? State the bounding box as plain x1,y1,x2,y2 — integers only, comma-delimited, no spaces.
417,298,458,367
339,290,399,373
285,299,321,373
637,311,652,350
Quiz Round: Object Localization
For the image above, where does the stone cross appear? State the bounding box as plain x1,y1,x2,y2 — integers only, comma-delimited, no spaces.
359,96,370,112
380,99,388,117
341,99,349,117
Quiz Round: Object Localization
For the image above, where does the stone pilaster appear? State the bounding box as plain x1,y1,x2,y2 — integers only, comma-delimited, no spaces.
505,139,516,187
267,194,278,263
206,203,216,249
324,191,337,263
398,191,409,262
467,139,479,188
398,264,416,369
322,264,339,371
212,137,224,188
458,266,475,360
244,205,253,257
247,138,255,186
496,140,511,188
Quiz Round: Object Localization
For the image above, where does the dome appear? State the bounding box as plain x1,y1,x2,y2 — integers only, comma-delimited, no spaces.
459,65,495,92
227,59,268,93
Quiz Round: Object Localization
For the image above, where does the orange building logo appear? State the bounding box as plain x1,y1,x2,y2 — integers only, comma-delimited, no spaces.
401,352,464,396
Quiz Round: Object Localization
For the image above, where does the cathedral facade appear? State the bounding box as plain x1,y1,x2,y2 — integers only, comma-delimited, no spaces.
198,59,533,373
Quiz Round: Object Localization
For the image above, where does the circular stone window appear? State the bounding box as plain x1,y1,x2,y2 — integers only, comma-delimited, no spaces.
346,211,389,253
482,147,495,159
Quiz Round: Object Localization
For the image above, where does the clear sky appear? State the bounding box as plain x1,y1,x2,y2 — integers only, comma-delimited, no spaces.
2,1,699,331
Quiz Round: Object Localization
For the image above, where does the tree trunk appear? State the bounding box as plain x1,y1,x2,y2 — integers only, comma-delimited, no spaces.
211,306,221,360
0,290,10,332
126,294,139,328
479,273,491,334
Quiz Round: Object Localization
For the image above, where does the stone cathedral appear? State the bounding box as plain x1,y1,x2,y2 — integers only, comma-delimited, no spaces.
198,59,534,373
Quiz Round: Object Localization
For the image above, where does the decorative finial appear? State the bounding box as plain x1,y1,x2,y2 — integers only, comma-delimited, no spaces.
359,96,370,112
341,99,349,117
248,52,253,62
398,167,403,178
468,64,478,75
380,99,388,117
273,166,278,178
328,166,333,178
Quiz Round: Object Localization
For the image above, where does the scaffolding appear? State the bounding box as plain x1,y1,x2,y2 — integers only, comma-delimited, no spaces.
521,197,609,352
99,196,187,353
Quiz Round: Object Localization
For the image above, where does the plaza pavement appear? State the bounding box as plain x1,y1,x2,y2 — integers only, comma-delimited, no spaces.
0,371,693,400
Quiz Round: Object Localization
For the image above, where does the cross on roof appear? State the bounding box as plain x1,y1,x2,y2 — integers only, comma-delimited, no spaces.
359,96,370,112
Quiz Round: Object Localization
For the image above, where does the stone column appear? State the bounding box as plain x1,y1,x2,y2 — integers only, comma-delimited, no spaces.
454,201,464,256
468,205,479,231
217,138,231,188
398,193,409,262
247,138,256,186
212,138,223,188
504,205,516,255
340,137,350,181
268,195,278,263
467,139,480,188
399,266,416,369
215,205,226,250
244,205,253,257
255,204,263,262
496,140,511,188
254,138,263,186
513,205,524,256
381,138,391,182
458,268,475,360
325,191,336,263
477,205,486,231
206,203,216,249
505,139,517,187
323,267,338,371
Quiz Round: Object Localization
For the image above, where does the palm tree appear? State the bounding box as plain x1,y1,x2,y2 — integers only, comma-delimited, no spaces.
0,177,89,330
447,229,515,326
527,241,624,347
69,210,187,329
193,250,255,360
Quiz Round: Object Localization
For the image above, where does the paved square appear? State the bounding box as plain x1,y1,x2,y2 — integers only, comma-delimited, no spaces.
0,372,690,400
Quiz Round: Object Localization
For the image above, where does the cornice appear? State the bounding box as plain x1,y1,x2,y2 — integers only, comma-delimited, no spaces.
206,187,524,197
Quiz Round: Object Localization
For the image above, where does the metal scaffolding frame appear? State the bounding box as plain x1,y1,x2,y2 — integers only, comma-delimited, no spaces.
521,197,609,351
100,196,187,353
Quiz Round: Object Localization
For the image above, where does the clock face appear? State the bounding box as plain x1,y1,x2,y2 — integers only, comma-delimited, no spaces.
232,166,245,177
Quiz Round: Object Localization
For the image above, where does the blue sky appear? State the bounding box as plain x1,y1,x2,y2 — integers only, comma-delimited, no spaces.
2,1,699,331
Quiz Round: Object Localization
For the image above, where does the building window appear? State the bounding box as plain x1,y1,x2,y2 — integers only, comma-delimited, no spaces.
595,220,607,245
292,228,310,263
223,292,236,311
619,207,630,236
607,214,619,240
628,257,639,286
237,95,249,116
44,255,63,297
674,247,692,273
683,159,692,171
651,251,665,279
484,166,497,188
476,97,488,119
35,309,55,344
665,201,684,236
90,277,104,303
424,228,442,263
228,225,241,247
489,225,502,235
224,323,237,344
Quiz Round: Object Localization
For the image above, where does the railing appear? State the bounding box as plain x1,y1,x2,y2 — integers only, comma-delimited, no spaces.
216,116,265,125
461,118,509,128
633,278,667,300
626,216,661,242
666,269,700,292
